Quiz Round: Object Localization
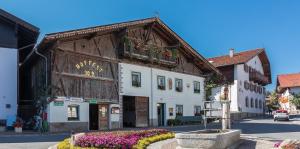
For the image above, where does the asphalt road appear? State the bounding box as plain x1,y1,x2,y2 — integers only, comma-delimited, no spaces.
0,115,300,149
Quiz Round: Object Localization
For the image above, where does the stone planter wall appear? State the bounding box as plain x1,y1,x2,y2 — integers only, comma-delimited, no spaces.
176,129,241,149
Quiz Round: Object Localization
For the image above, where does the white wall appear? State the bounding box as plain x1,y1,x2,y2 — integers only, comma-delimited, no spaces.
47,100,89,123
0,47,17,122
211,55,266,114
280,88,300,112
151,68,205,121
236,56,265,113
119,63,205,125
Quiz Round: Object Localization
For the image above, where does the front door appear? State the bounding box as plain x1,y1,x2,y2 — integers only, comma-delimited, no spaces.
98,104,109,130
157,103,165,126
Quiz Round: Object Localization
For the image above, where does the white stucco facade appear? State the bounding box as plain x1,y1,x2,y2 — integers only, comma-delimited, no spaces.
0,47,18,125
279,87,300,112
119,63,205,126
212,56,266,114
47,99,89,123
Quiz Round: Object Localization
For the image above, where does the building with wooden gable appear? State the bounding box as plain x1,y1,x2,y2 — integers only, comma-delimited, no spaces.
208,48,271,116
0,9,39,128
26,17,220,132
277,73,300,113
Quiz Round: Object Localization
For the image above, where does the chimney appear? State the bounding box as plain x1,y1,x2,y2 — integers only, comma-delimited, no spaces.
229,48,234,58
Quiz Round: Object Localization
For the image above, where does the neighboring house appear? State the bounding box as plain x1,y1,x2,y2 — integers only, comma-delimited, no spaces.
25,17,220,132
277,73,300,113
0,9,39,127
208,48,271,115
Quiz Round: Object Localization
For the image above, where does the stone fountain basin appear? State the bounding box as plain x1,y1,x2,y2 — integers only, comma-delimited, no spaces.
175,129,241,149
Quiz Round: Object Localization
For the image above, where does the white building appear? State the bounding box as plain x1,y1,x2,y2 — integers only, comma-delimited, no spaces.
0,9,39,127
208,48,271,115
277,73,300,113
119,63,206,126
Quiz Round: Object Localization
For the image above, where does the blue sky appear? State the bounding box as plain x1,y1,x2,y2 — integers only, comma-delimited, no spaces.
1,0,300,91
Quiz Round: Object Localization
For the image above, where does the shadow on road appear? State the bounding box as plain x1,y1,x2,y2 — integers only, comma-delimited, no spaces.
232,122,300,134
0,134,69,143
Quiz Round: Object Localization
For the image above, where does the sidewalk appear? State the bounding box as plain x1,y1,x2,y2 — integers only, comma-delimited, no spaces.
0,130,69,137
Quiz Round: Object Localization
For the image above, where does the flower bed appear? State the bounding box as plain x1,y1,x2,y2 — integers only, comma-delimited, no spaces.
274,140,300,149
57,129,174,149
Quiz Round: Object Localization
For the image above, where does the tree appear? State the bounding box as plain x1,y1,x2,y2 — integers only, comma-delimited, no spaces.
204,74,224,101
290,93,300,109
267,91,279,110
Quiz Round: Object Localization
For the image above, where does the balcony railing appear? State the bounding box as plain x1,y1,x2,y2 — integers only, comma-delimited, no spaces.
122,36,178,67
249,68,269,85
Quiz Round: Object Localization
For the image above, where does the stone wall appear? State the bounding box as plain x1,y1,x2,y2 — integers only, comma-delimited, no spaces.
49,122,88,133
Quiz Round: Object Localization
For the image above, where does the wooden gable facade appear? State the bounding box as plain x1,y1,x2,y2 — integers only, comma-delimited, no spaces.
27,17,219,109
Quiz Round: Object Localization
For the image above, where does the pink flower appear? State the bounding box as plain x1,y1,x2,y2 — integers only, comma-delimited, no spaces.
75,129,169,148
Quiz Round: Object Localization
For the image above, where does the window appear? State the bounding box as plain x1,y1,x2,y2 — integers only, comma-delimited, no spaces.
6,104,11,109
132,72,141,87
194,106,201,116
245,97,249,107
157,75,166,90
175,78,183,92
250,98,254,108
176,105,183,116
194,81,201,93
259,100,262,109
255,99,258,108
68,105,79,121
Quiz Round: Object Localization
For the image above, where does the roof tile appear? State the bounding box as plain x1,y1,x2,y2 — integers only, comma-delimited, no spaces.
278,73,300,88
207,48,263,67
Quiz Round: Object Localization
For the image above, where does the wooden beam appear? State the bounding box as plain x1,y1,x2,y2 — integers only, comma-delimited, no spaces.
54,72,116,82
56,47,119,63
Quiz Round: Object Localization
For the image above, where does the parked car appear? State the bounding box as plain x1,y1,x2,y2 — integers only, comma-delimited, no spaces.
273,110,289,121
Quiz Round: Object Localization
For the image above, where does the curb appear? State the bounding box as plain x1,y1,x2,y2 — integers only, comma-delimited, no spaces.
0,132,69,137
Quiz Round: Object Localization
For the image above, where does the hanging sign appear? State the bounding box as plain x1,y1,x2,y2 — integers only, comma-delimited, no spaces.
54,101,64,106
75,60,103,77
89,99,98,104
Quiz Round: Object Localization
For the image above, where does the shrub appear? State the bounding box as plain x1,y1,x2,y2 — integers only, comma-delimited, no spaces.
133,133,175,149
57,138,71,149
167,119,181,126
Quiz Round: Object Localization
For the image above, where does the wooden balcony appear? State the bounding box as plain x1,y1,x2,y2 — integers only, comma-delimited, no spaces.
122,36,178,67
249,69,269,85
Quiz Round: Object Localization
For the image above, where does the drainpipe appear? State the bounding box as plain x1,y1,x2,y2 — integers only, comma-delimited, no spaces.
150,68,153,126
34,48,48,87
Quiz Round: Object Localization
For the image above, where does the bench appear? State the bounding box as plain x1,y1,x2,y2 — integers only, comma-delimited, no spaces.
175,116,203,125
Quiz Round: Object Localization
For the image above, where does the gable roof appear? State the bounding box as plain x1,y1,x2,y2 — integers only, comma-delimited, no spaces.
277,73,300,89
0,9,39,61
37,17,221,76
207,48,264,67
0,9,39,32
207,48,272,83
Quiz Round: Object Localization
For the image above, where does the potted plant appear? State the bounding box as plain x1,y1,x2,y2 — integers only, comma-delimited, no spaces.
13,118,23,133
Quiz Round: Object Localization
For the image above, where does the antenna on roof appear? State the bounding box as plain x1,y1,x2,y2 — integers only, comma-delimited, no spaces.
154,11,160,18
